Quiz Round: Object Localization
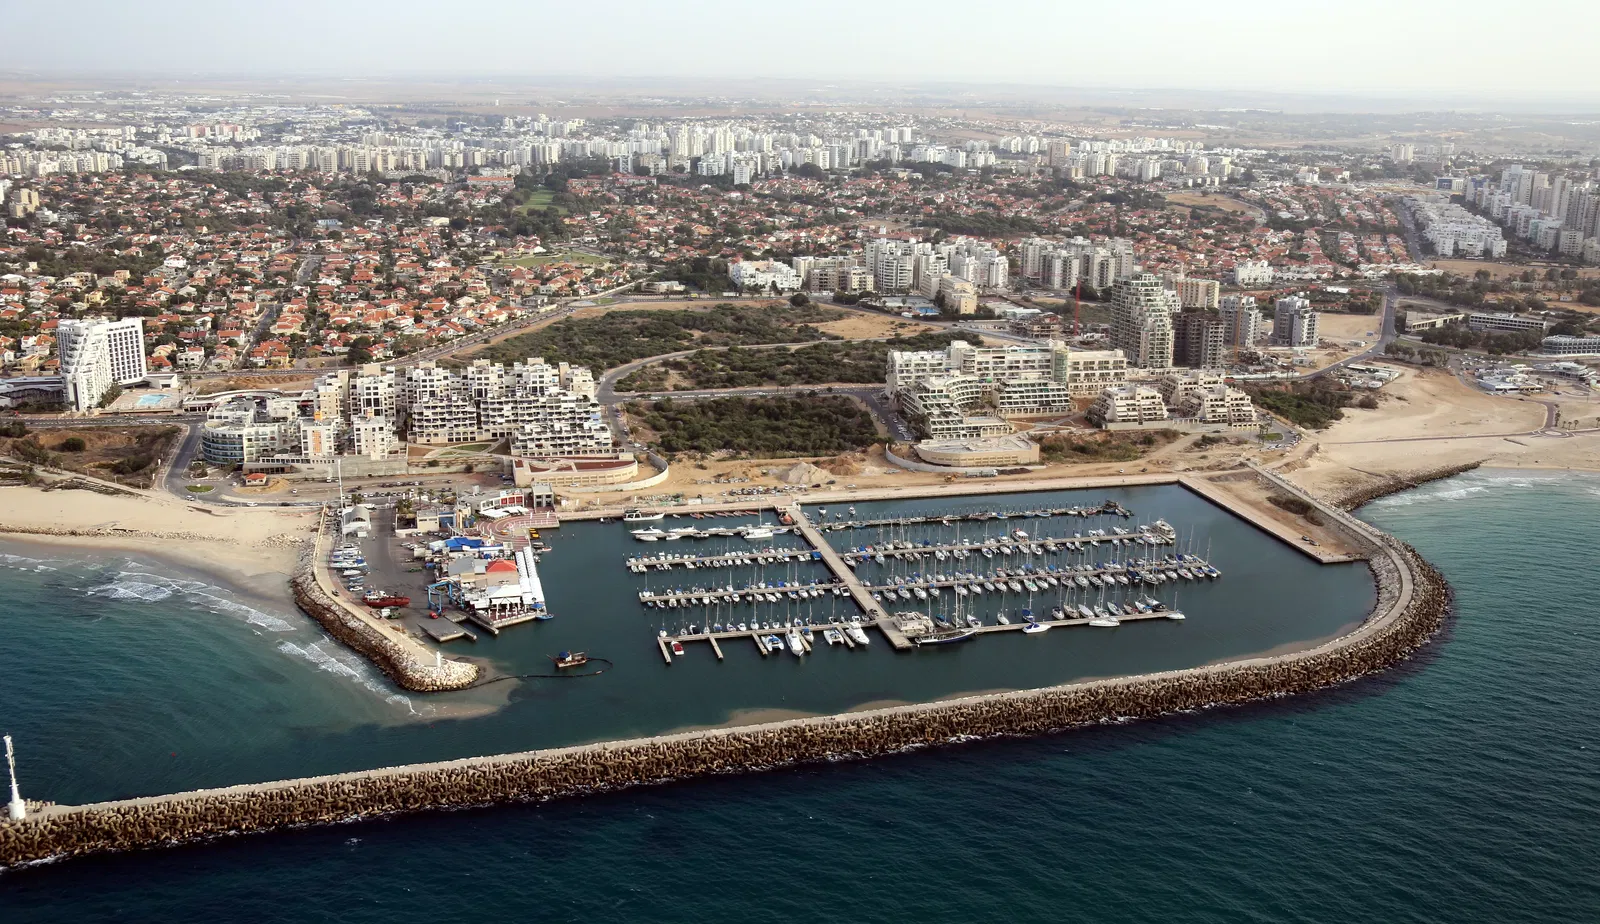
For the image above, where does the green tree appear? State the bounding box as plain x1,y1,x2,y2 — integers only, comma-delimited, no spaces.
60,437,86,452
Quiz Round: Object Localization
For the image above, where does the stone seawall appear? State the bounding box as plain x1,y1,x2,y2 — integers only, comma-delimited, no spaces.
0,492,1449,868
291,548,478,694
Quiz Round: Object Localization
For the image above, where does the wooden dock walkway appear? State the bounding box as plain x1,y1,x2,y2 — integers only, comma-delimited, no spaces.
657,607,1183,657
788,505,899,638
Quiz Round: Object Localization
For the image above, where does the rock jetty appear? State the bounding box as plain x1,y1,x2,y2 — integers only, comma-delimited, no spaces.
291,554,478,694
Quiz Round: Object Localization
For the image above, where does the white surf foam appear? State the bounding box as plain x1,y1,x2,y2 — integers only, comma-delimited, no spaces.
276,638,417,713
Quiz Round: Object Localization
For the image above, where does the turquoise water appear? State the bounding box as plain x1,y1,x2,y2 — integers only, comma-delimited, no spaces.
2,470,1598,922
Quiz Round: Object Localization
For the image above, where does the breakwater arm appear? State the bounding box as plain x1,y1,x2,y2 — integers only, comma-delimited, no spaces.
0,470,1448,868
292,517,478,693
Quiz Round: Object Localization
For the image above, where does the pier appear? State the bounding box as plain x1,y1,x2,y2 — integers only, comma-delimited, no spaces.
654,606,1188,660
789,504,900,644
810,500,1133,533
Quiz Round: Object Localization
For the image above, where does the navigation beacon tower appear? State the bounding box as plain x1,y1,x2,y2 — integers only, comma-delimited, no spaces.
5,735,24,821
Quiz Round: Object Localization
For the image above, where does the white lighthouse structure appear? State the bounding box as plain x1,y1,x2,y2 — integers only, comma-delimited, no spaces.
5,735,24,822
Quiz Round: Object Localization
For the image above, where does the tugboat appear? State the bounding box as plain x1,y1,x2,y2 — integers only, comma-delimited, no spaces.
550,651,590,669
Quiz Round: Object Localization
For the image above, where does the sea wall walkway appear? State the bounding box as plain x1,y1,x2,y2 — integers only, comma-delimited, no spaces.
0,468,1449,868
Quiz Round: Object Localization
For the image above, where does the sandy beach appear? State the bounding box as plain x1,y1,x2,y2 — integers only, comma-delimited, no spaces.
0,484,314,599
1282,364,1600,503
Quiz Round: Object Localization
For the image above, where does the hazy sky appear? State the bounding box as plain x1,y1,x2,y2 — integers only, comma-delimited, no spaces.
7,0,1597,105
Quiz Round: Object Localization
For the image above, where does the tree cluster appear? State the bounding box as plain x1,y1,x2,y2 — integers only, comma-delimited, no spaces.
475,303,845,370
626,395,880,457
618,331,964,391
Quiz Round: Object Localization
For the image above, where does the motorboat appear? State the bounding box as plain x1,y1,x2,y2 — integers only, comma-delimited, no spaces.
786,629,805,657
1022,622,1050,634
624,510,665,523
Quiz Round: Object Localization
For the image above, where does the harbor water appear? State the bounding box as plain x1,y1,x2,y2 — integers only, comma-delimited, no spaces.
2,470,1598,923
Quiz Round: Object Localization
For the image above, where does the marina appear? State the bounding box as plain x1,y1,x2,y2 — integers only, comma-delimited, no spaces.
638,501,1219,657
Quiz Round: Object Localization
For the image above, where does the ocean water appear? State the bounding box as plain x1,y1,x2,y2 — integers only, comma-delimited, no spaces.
1,470,1598,923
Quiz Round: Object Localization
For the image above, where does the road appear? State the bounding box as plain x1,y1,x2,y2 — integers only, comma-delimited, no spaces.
1302,283,1400,381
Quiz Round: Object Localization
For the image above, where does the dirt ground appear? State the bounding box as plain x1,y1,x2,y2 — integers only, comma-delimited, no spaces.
1165,192,1264,218
195,375,318,395
1286,365,1600,500
1427,259,1600,281
812,314,942,340
9,426,182,488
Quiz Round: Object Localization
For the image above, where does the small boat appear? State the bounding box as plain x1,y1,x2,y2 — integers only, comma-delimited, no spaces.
914,629,976,646
764,635,784,653
550,651,590,669
824,629,843,646
670,640,686,655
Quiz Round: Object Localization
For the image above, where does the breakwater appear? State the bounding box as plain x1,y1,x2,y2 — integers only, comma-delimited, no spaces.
1334,461,1485,511
0,471,1449,869
291,546,478,694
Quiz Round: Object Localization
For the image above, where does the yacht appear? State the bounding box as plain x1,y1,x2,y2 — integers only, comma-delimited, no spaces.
624,510,665,523
824,628,844,646
1088,615,1121,628
631,527,667,541
845,623,870,646
742,526,776,541
1022,621,1050,635
1164,610,1187,621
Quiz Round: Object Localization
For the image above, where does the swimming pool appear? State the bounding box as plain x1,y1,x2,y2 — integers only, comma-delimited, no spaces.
135,394,168,407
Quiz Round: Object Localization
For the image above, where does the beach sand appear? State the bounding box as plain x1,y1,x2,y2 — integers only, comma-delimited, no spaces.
0,484,313,598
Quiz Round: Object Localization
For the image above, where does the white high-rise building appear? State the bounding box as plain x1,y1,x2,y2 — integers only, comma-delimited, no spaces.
1109,273,1178,368
1219,296,1261,347
1272,296,1321,348
57,316,147,411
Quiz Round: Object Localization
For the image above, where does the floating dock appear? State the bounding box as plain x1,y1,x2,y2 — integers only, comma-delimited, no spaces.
418,619,476,643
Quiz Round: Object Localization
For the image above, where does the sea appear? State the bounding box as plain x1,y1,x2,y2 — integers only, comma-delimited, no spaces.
0,471,1596,923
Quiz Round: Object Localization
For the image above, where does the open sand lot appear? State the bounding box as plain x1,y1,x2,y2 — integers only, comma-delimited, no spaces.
1286,365,1600,501
1427,259,1600,281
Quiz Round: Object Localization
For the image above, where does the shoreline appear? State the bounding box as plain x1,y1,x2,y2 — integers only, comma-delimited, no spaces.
0,464,1452,869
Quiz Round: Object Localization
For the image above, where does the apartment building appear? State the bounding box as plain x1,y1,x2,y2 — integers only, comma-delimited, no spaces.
1219,296,1261,347
1272,296,1321,348
1467,312,1552,334
729,259,801,293
1088,385,1169,427
1173,310,1227,368
402,359,612,459
57,316,148,411
1175,278,1221,310
1109,273,1178,368
1232,260,1274,287
896,375,1011,441
1050,348,1129,394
